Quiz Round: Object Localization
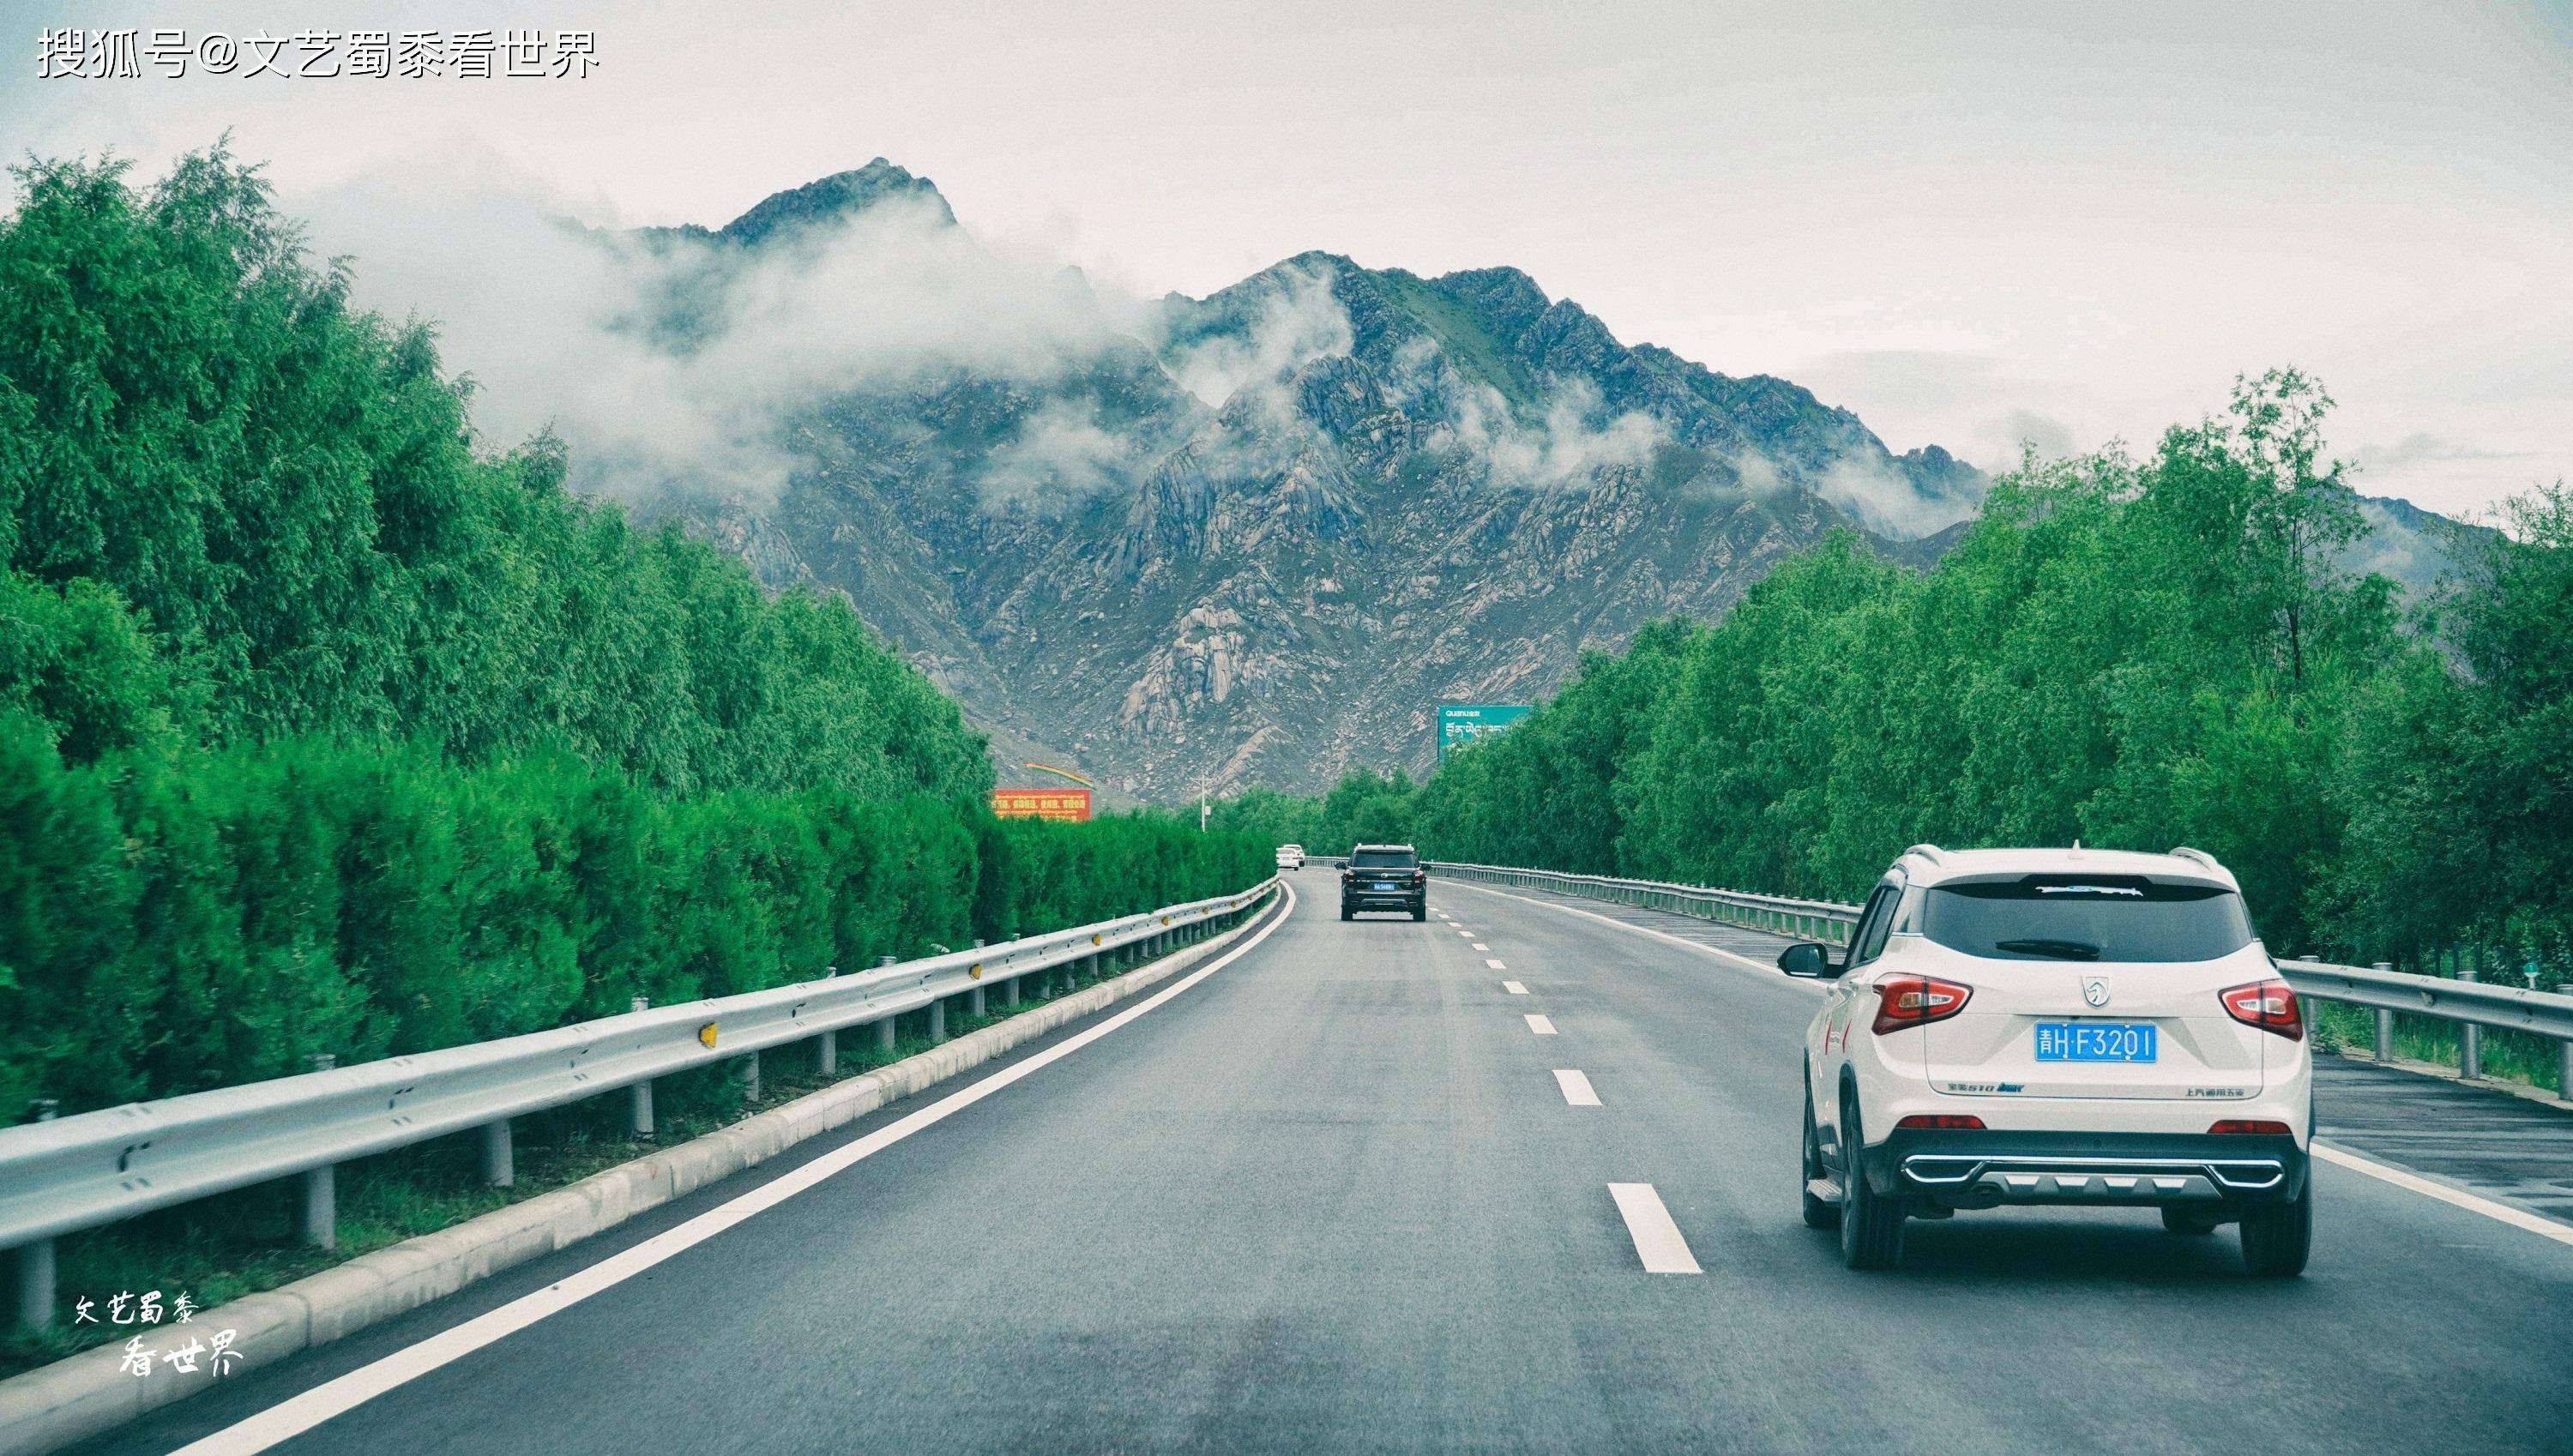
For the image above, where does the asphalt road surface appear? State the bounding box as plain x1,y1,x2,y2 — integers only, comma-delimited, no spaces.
82,875,2573,1455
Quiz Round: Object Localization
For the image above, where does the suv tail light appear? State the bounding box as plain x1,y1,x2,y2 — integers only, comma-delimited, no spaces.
1870,975,1972,1034
1895,1114,1985,1130
2219,980,2303,1041
2208,1119,2291,1134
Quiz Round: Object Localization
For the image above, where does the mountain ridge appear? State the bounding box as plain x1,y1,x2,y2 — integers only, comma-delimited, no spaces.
590,161,2475,800
621,162,2001,796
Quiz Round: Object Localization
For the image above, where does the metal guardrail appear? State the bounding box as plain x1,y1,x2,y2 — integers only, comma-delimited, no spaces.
0,878,1279,1330
1430,861,2573,1096
1429,862,1864,945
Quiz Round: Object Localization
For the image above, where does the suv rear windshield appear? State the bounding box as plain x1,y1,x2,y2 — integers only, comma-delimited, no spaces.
1350,849,1418,869
1921,877,2254,963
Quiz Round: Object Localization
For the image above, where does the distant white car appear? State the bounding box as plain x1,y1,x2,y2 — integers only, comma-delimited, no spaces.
1275,844,1305,870
1786,844,2311,1276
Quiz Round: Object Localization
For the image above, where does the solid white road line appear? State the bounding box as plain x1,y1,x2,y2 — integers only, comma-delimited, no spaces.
1446,878,1809,987
1554,1069,1602,1106
2314,1140,2573,1247
1608,1183,1702,1273
1485,958,1507,970
1525,1014,1557,1035
168,886,1303,1456
1503,980,1528,995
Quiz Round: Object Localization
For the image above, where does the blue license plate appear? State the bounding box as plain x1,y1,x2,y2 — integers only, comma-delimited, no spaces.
1372,881,1398,890
2034,1022,2157,1062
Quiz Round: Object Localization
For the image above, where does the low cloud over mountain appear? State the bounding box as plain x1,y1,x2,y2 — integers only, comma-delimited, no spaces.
307,157,2015,797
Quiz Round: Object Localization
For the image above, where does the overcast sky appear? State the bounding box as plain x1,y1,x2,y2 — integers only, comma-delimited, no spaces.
7,0,2569,518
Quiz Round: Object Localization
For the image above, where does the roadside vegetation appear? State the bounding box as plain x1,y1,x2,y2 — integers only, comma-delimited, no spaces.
1220,375,2573,1032
0,147,1272,1121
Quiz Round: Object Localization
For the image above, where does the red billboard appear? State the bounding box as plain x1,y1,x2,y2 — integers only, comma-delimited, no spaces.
990,787,1093,822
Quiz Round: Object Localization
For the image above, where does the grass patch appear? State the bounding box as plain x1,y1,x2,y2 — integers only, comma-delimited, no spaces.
2308,1000,2564,1095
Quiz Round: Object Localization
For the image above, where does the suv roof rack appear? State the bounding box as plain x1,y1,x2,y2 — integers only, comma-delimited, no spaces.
1901,843,1947,865
2167,845,2220,870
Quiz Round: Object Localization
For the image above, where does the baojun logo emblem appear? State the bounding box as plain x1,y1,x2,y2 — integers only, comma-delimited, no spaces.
2082,978,2111,1008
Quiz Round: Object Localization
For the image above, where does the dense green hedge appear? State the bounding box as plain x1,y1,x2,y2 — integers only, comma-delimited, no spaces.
1217,374,2573,976
0,147,1270,1117
0,724,1267,1115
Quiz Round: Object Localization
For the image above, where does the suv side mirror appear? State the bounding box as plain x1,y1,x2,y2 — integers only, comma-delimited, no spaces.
1777,942,1838,978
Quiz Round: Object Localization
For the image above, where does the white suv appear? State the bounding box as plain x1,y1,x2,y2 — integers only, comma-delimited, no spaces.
1785,845,2312,1276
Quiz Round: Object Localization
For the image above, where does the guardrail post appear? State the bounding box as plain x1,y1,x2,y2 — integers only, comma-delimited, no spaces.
930,996,946,1044
2369,964,2397,1061
625,996,658,1137
482,1118,514,1188
2459,948,2483,1080
875,958,899,1054
13,1099,58,1331
971,941,987,1017
818,966,839,1075
738,1052,761,1104
2559,1038,2573,1105
298,1056,338,1249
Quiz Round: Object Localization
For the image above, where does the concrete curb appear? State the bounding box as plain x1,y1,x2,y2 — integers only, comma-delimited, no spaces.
0,892,1280,1456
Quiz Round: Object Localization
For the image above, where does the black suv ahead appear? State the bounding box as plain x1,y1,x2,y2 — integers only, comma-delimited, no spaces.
1341,845,1427,921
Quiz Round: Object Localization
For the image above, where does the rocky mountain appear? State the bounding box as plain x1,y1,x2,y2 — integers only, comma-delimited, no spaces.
620,160,1998,799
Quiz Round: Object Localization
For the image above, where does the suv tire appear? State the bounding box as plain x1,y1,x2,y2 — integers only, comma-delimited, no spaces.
2239,1180,2312,1278
1411,903,1427,922
1837,1092,1907,1270
1801,1082,1839,1230
1340,904,1353,922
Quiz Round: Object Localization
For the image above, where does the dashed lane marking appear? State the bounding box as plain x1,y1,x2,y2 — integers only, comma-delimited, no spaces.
1608,1183,1702,1273
1555,1070,1602,1106
1525,1014,1557,1035
1503,980,1528,995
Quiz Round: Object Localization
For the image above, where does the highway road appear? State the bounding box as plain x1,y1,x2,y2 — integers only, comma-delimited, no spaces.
79,875,2573,1455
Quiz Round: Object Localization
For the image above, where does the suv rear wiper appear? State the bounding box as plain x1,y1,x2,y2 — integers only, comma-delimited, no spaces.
1992,938,2102,960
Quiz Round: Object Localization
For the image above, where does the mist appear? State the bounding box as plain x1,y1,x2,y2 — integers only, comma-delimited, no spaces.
295,149,1152,510
290,149,1955,536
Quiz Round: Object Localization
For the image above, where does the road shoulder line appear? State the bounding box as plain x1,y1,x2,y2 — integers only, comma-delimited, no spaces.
1446,879,1816,989
2312,1140,2573,1247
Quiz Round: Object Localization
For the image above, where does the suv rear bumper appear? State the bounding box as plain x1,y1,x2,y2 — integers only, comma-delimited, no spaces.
1862,1128,2308,1209
1342,892,1425,912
